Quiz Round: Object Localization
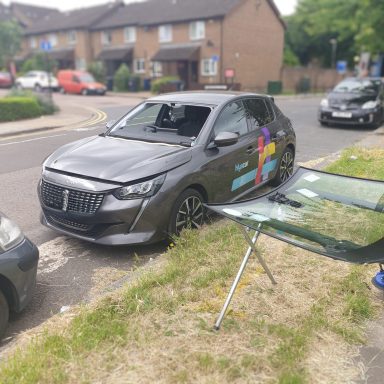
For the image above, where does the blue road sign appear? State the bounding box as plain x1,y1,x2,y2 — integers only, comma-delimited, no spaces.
336,60,347,74
211,55,220,62
40,40,52,52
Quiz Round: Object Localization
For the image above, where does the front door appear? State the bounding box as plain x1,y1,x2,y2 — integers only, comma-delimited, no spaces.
202,100,260,203
177,61,188,89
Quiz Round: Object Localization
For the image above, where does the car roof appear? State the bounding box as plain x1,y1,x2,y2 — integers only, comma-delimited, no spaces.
148,91,270,106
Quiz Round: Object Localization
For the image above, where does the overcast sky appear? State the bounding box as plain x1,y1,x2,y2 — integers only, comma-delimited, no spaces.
2,0,297,15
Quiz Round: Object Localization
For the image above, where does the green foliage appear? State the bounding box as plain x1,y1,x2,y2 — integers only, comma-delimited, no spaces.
21,53,57,74
0,97,41,122
151,76,179,94
0,21,22,68
87,61,106,84
283,46,300,67
2,89,58,120
285,0,361,67
113,63,131,91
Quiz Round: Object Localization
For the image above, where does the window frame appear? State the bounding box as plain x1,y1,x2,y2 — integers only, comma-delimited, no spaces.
101,30,112,46
67,30,77,45
29,37,37,49
124,26,136,43
189,21,205,40
134,58,146,74
201,58,217,76
158,24,173,43
48,33,57,47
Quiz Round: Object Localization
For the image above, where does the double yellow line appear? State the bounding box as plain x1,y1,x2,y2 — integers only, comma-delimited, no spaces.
69,107,107,129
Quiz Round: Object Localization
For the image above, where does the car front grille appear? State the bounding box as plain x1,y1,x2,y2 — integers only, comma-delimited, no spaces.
41,180,104,214
46,213,92,232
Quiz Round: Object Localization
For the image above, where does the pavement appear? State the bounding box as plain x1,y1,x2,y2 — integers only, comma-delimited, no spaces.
0,91,384,383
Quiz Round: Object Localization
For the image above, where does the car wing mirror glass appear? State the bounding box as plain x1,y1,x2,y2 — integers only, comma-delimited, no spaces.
106,120,116,129
213,131,239,147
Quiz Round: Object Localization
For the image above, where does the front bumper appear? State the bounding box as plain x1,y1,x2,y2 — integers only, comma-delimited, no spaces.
86,88,106,95
0,237,39,312
38,178,173,246
318,107,380,126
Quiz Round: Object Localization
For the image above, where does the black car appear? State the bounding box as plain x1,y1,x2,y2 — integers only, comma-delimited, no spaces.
318,77,384,127
38,92,296,245
0,212,39,338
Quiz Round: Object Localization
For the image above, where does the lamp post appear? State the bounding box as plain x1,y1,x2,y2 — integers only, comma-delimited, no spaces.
329,38,337,69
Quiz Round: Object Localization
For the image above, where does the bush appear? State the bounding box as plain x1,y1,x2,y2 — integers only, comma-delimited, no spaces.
87,61,106,84
6,88,59,115
20,53,57,74
151,76,180,94
0,97,42,121
113,64,131,91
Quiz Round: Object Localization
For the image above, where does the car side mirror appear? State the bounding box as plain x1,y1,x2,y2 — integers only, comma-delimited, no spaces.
105,120,116,129
213,131,239,147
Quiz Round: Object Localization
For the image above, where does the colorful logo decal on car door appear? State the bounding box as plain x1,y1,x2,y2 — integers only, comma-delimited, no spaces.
231,127,277,191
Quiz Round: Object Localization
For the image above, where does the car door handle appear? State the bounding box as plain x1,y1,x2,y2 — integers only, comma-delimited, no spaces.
246,146,255,154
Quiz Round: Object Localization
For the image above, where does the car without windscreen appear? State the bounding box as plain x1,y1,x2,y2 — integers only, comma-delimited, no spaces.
318,77,384,128
0,212,39,339
38,91,296,245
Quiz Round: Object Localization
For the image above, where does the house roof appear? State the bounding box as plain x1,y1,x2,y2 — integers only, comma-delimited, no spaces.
10,2,59,27
24,1,124,35
92,0,243,30
97,46,134,61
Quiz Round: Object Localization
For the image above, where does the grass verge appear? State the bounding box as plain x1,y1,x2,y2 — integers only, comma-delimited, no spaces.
0,146,383,383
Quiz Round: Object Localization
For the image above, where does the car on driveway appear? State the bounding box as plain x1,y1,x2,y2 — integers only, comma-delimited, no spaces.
0,72,13,88
15,71,59,92
38,91,296,245
318,77,384,128
0,212,39,338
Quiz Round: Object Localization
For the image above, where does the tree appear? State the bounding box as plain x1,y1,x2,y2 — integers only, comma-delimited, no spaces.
21,53,57,74
284,0,363,67
0,20,22,69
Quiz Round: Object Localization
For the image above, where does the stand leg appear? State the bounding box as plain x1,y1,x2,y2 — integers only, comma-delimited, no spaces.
214,227,262,330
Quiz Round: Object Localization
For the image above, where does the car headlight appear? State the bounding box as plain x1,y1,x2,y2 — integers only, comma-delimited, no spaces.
320,98,329,107
0,216,24,252
114,174,166,200
362,100,379,109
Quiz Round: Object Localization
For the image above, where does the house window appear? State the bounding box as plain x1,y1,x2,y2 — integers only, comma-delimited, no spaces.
189,21,205,40
151,61,162,78
101,30,112,45
67,30,77,45
29,37,37,49
158,24,172,43
201,58,217,76
134,58,146,74
124,26,136,43
48,33,57,47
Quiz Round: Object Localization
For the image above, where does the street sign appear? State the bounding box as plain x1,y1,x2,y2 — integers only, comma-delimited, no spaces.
225,68,235,79
336,60,347,74
40,40,52,52
211,55,219,62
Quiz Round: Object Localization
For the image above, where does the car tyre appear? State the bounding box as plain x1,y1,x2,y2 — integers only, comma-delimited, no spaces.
15,82,23,90
0,289,9,339
270,147,295,187
81,88,88,96
168,189,205,237
34,83,42,92
59,87,66,94
319,121,328,126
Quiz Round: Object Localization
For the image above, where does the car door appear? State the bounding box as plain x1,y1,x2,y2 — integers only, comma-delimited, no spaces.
24,72,36,88
243,97,285,184
201,100,259,203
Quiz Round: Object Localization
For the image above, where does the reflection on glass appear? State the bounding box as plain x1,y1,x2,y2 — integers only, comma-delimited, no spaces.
206,167,384,263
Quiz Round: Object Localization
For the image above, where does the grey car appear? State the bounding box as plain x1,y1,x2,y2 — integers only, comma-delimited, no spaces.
0,212,39,338
38,92,296,245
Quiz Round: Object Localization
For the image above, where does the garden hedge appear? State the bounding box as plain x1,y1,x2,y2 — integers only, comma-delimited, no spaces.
0,97,42,122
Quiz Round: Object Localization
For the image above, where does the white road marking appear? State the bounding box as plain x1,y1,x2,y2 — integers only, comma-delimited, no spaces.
0,134,67,146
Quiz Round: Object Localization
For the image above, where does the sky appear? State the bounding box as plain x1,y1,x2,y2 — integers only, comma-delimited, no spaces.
1,0,298,15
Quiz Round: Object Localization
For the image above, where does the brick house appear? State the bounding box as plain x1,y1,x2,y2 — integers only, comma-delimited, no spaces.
92,0,285,91
19,0,285,91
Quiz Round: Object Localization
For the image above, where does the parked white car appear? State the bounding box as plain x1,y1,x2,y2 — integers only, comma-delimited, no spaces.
15,71,59,91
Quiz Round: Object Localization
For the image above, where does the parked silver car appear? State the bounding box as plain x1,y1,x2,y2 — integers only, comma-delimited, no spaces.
0,212,39,338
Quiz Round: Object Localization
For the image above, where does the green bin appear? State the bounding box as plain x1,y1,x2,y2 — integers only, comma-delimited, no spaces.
267,81,283,95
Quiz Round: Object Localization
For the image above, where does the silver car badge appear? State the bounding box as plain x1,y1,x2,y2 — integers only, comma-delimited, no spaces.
62,189,69,211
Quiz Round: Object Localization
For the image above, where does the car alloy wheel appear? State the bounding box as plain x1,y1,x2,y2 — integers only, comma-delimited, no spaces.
270,147,294,186
0,290,9,339
34,84,42,92
81,89,88,96
170,189,204,236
